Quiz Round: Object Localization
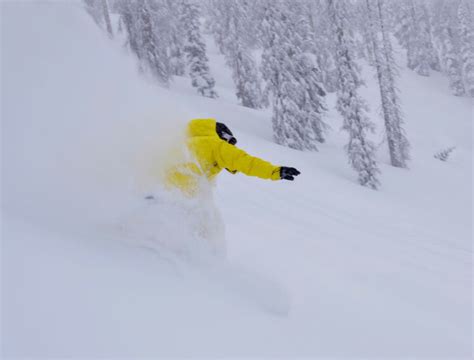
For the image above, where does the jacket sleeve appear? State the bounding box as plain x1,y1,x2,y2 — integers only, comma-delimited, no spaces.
214,141,281,180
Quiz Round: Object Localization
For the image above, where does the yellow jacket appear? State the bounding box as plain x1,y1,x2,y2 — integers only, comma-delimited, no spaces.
166,119,280,196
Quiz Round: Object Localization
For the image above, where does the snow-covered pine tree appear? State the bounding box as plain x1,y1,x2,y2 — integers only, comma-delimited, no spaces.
180,0,218,98
393,0,439,76
433,0,465,96
419,0,441,71
290,1,328,143
307,0,339,92
411,0,440,74
205,0,229,54
205,0,262,51
165,0,186,76
260,2,301,147
238,0,263,50
458,0,474,97
226,0,263,109
287,0,312,52
434,146,456,161
392,1,415,67
328,0,380,189
367,0,410,168
135,0,170,85
344,1,371,61
259,1,279,108
295,53,328,144
212,0,263,108
117,0,142,60
356,0,377,66
260,0,327,150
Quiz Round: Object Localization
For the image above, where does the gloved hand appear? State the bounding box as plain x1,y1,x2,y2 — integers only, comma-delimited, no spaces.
279,167,301,181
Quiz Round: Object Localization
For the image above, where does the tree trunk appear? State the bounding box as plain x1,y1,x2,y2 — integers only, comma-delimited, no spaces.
101,0,113,38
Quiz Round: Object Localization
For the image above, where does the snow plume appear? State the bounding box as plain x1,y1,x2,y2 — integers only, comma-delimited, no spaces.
2,1,188,230
118,189,226,262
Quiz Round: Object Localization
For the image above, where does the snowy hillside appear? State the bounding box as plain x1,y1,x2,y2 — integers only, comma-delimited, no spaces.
2,1,472,358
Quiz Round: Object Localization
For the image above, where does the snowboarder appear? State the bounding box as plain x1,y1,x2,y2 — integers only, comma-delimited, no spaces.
166,118,301,196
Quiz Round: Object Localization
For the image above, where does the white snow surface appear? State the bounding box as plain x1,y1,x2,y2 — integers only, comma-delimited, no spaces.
1,2,472,358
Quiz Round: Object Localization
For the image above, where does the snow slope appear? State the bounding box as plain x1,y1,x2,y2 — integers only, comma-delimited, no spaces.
2,1,472,358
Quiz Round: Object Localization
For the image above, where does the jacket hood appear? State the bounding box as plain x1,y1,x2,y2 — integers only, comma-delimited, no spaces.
187,118,217,138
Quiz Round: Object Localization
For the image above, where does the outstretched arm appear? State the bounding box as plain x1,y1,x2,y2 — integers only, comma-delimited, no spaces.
214,141,300,181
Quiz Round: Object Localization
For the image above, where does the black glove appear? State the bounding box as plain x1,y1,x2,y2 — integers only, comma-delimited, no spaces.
279,167,301,181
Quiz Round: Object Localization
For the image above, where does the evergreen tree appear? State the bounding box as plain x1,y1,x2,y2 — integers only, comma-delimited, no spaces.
205,0,228,54
307,0,339,92
166,0,186,76
458,0,474,97
295,54,328,144
260,0,327,150
393,0,439,76
356,0,377,66
136,0,170,85
211,0,263,108
226,32,263,108
181,0,218,98
290,2,328,142
239,0,264,49
329,0,380,189
437,0,465,96
117,0,142,60
367,0,410,168
419,0,441,71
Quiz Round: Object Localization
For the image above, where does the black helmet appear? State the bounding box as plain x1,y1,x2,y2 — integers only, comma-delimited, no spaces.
216,122,237,145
